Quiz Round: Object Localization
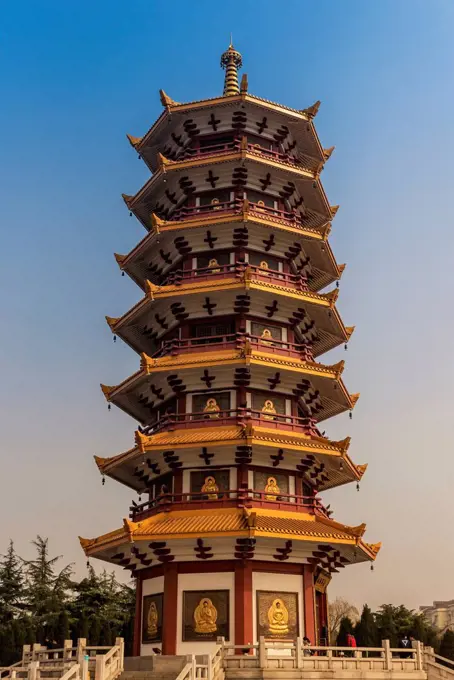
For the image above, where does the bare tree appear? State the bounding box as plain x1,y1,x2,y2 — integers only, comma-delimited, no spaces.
329,597,360,640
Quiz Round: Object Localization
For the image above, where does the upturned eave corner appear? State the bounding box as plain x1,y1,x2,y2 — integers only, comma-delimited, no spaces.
100,383,114,401
126,133,143,149
159,89,179,107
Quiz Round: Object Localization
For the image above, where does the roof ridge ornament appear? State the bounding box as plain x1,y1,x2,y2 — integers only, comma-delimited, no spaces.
220,43,243,96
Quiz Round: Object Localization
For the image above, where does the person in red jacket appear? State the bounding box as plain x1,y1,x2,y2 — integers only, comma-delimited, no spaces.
346,633,357,656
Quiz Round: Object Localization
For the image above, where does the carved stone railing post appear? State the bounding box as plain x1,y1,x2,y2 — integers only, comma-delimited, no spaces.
115,638,124,672
64,640,73,665
95,653,105,680
382,640,392,671
76,639,87,668
295,638,302,669
258,637,266,669
28,661,39,680
415,641,423,671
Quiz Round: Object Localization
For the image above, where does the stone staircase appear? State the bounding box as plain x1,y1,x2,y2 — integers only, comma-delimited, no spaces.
120,655,187,680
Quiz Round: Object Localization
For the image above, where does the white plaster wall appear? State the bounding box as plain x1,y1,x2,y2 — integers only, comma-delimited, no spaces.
252,571,304,642
141,575,164,655
176,571,235,654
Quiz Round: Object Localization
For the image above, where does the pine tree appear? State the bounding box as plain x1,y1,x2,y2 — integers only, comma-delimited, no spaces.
22,536,73,645
355,605,379,647
375,604,399,647
337,616,354,646
440,630,454,661
0,541,24,623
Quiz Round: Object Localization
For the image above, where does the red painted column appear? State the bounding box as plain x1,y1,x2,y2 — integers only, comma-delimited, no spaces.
234,562,253,647
302,564,316,644
173,469,183,495
162,563,178,654
133,573,143,656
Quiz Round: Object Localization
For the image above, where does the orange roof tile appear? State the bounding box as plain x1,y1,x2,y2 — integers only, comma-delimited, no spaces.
80,508,375,556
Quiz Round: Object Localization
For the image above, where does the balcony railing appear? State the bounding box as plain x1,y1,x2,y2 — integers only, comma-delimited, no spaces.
170,198,307,230
129,487,329,521
178,139,304,169
151,332,314,362
139,407,320,438
161,261,309,290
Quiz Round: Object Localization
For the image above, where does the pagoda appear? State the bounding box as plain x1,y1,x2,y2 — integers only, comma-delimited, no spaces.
80,44,380,656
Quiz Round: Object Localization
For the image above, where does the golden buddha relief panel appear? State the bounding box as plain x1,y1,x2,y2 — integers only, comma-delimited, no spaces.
142,593,163,643
251,393,285,417
253,471,289,499
256,590,299,640
192,392,231,420
251,322,282,343
182,590,229,641
197,251,231,269
248,251,280,271
190,470,230,499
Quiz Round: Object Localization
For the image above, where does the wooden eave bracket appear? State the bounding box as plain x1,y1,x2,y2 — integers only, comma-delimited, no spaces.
301,100,321,119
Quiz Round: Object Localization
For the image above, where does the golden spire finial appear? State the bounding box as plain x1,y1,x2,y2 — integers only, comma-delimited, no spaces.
220,42,242,96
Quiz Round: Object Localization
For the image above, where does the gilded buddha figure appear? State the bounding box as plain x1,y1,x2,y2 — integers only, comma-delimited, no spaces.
260,328,274,347
201,475,219,500
203,398,221,419
147,601,158,638
260,260,270,275
194,597,218,634
261,399,277,420
264,476,280,501
208,257,221,274
267,598,289,636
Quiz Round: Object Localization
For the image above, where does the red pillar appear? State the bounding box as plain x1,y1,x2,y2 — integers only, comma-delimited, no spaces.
234,561,253,647
302,564,316,644
162,563,178,654
133,573,143,656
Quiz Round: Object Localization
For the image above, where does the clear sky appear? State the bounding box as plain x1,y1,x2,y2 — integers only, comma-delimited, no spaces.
1,0,453,611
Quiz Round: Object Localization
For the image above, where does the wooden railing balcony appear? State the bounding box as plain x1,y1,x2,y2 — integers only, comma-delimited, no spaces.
139,408,320,438
129,487,329,521
170,198,307,230
161,261,309,290
178,139,305,170
151,332,314,362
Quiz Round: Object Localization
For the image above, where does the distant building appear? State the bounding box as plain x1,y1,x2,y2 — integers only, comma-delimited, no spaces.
420,601,454,631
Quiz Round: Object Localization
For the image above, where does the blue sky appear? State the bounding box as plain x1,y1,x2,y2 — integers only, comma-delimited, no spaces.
1,0,453,610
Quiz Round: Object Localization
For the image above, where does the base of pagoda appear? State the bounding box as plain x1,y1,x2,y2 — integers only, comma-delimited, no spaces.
133,560,329,656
